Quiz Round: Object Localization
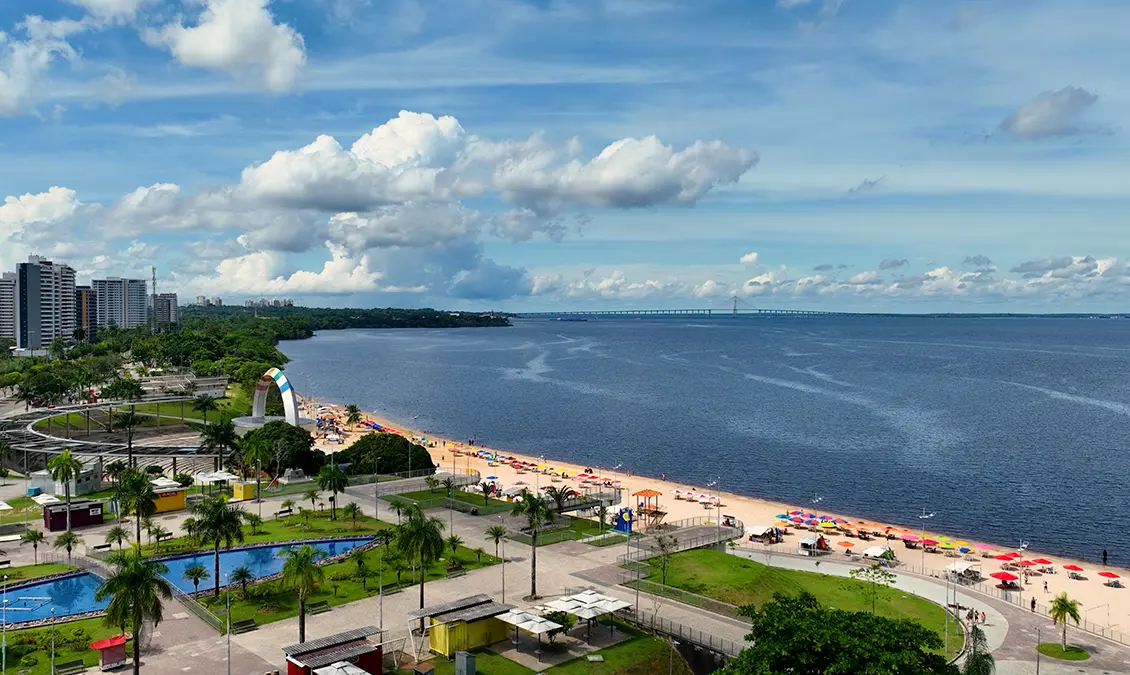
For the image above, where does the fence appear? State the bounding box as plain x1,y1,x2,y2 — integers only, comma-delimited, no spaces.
171,583,225,633
508,527,580,547
615,608,744,658
616,527,743,566
621,577,746,620
374,471,481,497
43,551,112,579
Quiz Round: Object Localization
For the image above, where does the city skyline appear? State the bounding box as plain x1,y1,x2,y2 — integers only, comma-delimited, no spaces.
0,1,1127,312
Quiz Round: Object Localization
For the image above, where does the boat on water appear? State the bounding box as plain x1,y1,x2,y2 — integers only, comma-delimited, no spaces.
553,317,588,322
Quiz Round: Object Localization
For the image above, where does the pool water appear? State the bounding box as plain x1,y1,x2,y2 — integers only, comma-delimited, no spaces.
159,538,374,593
0,573,108,624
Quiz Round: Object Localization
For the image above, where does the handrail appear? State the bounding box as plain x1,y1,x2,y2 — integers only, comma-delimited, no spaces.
616,608,743,658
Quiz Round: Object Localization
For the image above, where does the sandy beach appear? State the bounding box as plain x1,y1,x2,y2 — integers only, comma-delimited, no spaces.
300,396,1130,630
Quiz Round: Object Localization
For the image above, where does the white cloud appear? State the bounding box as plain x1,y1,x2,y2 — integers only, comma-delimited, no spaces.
999,87,1100,139
190,242,381,295
146,0,307,92
0,17,83,115
0,186,80,225
328,203,480,249
739,251,759,265
66,0,153,22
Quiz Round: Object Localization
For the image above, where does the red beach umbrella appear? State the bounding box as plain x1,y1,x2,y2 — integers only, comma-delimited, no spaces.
994,555,1015,562
1019,560,1039,567
990,572,1019,582
1063,564,1084,572
1099,571,1120,579
1032,558,1053,565
1004,552,1023,559
922,539,939,547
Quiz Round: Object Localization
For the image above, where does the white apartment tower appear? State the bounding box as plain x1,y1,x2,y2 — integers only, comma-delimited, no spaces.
92,277,148,329
0,272,15,342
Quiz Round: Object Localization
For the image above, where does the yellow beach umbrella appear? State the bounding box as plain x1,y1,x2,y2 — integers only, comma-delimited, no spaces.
819,521,837,528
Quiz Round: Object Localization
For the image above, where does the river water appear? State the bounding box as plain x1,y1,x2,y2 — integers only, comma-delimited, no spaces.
279,317,1130,564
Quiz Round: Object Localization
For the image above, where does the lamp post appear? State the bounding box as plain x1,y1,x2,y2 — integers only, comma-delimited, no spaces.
918,508,936,571
225,573,231,675
536,455,545,492
899,595,907,617
2,573,8,675
50,608,55,675
1017,540,1029,610
498,515,507,603
379,547,384,631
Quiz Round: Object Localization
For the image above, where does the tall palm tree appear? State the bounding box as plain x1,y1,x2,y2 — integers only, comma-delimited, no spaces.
374,529,395,551
183,564,209,594
446,534,464,557
19,529,45,564
112,411,144,467
344,404,361,431
485,525,508,558
341,502,362,529
105,525,130,551
95,546,173,675
192,395,220,425
304,488,320,512
316,465,348,520
441,477,456,500
116,468,157,545
388,498,407,525
141,516,156,545
191,496,245,597
199,420,239,472
349,548,370,589
544,485,578,514
54,531,82,566
479,482,493,505
1049,592,1083,651
47,449,84,532
961,625,996,675
230,565,254,598
277,544,326,643
104,460,128,489
242,436,272,505
150,525,170,552
511,492,555,599
396,504,445,631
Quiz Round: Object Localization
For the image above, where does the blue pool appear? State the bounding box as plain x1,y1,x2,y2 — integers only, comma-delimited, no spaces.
159,538,374,593
0,573,108,624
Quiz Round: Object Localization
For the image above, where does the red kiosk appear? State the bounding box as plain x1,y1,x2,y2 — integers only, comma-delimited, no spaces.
89,634,129,671
283,626,383,675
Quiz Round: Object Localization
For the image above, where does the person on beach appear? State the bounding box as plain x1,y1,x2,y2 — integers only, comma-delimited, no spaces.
1103,549,1109,566
980,611,985,624
1044,580,1048,593
1030,597,1036,612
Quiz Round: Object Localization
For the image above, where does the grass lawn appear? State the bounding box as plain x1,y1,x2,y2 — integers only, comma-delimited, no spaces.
6,617,130,675
1037,643,1090,660
200,541,499,630
138,509,394,556
398,625,690,675
388,489,510,509
4,563,75,583
33,397,250,432
650,549,962,658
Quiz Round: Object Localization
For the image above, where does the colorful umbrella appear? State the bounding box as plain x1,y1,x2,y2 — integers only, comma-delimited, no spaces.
775,513,789,519
901,534,921,541
838,541,855,548
1099,571,1120,579
922,539,939,547
940,542,955,549
834,518,849,524
990,571,1019,582
1063,564,1084,572
975,544,994,550
1004,552,1023,559
1032,558,1053,565
994,554,1015,561
1019,560,1039,567
959,547,973,554
819,521,837,528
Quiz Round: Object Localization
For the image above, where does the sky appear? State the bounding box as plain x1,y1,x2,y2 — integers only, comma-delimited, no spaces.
0,0,1126,312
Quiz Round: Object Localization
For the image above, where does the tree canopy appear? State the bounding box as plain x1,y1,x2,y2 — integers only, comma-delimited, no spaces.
241,420,323,477
338,432,433,475
720,592,958,675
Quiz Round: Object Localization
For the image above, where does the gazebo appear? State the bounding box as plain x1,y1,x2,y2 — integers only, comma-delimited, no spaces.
543,590,632,639
495,610,562,660
632,489,666,529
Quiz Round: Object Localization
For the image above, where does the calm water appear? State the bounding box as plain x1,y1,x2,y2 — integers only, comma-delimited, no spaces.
280,318,1130,564
0,573,108,624
160,538,372,593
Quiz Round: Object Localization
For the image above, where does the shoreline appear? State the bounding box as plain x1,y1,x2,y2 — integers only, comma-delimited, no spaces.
298,394,1130,625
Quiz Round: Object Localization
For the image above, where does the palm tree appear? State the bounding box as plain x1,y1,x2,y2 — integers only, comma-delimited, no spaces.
230,565,254,598
1049,592,1083,651
511,492,555,599
19,529,45,564
244,513,264,535
54,531,82,566
199,420,239,471
388,498,407,525
105,525,130,551
344,404,361,431
116,468,157,545
317,465,348,520
349,548,370,589
95,546,173,675
304,488,320,513
423,476,440,493
242,436,272,505
374,529,395,551
472,547,486,563
277,544,326,643
191,496,245,597
961,625,996,675
151,525,170,552
192,395,220,425
485,525,508,559
104,460,127,489
280,498,296,520
396,504,445,631
446,534,464,557
441,477,456,503
479,482,493,505
112,411,144,467
342,502,362,529
141,516,156,545
182,517,201,546
183,564,209,594
544,485,578,514
47,449,84,532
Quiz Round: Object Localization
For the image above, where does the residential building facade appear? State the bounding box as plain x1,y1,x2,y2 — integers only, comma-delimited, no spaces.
0,272,14,343
75,285,97,341
93,277,148,328
153,292,179,326
15,256,76,349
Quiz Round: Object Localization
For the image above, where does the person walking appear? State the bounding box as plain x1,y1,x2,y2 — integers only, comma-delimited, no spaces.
1044,580,1049,593
1030,597,1036,612
1103,549,1109,566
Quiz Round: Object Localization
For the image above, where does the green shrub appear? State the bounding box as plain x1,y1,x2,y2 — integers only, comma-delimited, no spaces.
19,654,37,667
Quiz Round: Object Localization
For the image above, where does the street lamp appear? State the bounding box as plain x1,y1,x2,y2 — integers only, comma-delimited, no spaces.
2,573,8,675
497,515,507,604
225,573,231,675
918,508,936,571
50,608,55,674
900,595,907,616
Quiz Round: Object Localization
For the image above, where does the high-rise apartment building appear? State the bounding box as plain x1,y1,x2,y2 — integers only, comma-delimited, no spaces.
74,285,97,341
153,293,179,326
92,277,148,329
13,256,76,349
0,272,15,343
212,297,222,306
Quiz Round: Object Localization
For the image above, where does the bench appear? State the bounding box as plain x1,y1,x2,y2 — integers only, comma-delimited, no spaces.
275,508,293,519
155,533,173,542
231,619,258,634
0,560,10,569
91,543,112,552
55,659,86,674
307,601,330,615
445,569,466,579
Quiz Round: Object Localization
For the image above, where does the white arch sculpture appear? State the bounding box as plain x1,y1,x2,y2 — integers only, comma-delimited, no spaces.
252,367,301,426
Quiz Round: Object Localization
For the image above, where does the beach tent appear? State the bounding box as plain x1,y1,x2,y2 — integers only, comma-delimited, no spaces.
946,560,980,573
748,525,776,537
861,545,894,560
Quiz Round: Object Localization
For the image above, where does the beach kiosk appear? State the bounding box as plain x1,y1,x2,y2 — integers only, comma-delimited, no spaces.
283,626,384,675
43,499,105,532
89,634,128,670
632,489,666,530
405,594,513,658
150,477,187,513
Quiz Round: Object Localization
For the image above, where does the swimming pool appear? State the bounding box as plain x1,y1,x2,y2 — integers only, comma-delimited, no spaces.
0,573,109,624
159,538,374,593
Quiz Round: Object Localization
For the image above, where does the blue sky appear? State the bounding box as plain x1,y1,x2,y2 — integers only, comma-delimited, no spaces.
0,0,1126,311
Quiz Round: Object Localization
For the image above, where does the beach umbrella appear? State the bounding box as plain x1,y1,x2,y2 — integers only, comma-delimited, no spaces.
834,518,849,524
1004,552,1023,559
922,539,939,547
789,510,804,516
1019,560,1039,567
990,571,1019,582
486,476,498,480
790,517,804,524
819,521,837,529
975,544,994,551
838,541,855,548
1063,564,1084,572
959,547,973,554
805,519,818,526
775,513,789,519
901,534,920,542
1032,558,1053,565
994,554,1015,562
955,541,968,546
1099,571,1120,579
819,515,833,521
940,542,955,550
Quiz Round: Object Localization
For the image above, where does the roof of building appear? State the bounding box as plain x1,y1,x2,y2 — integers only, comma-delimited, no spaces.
405,594,494,621
282,626,380,657
433,601,515,624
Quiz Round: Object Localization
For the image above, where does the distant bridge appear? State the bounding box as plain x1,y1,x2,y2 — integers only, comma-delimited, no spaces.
513,307,845,319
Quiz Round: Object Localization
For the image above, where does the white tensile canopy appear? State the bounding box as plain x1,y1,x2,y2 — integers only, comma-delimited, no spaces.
496,610,562,636
946,560,980,573
31,494,61,506
861,546,891,558
747,525,776,537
